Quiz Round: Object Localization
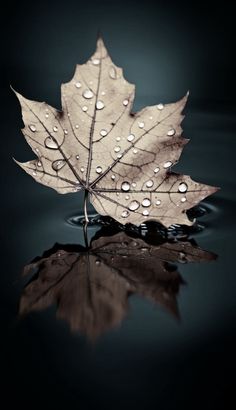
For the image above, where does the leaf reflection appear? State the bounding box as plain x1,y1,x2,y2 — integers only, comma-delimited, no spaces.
19,229,216,341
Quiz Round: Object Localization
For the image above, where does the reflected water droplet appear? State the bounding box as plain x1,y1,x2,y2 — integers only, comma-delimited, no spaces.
83,89,94,99
96,166,103,174
142,198,151,207
121,181,130,191
157,103,164,110
178,183,188,193
146,180,154,188
52,159,66,171
29,125,36,132
109,66,117,79
128,200,140,211
45,137,58,149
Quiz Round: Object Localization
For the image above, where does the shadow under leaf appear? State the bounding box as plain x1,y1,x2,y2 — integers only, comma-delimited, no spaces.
19,229,216,341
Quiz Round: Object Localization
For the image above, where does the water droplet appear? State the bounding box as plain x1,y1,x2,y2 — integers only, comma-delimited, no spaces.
75,81,81,88
83,89,94,99
53,126,58,132
111,175,116,180
179,252,187,263
167,129,175,136
68,113,71,117
45,137,58,149
121,181,130,191
114,146,121,152
95,259,101,265
133,148,138,154
149,116,153,120
142,198,151,207
37,161,42,167
127,134,135,142
117,153,123,159
45,114,49,118
75,124,79,129
35,148,39,153
109,66,117,79
64,129,68,134
132,182,137,188
80,167,85,173
121,210,129,218
116,192,120,196
125,195,130,200
156,200,161,205
96,166,103,174
52,159,66,171
29,125,36,132
116,136,121,142
101,91,106,96
164,161,172,168
138,121,144,128
76,155,80,160
157,103,164,110
154,167,160,174
146,180,154,188
181,197,187,202
96,100,104,110
142,210,149,216
128,200,140,211
178,183,188,193
32,171,37,176
100,129,107,137
123,99,129,106
82,106,88,112
92,58,100,65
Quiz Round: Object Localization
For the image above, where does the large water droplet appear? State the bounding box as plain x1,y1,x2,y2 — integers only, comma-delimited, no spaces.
53,126,58,132
96,100,105,110
156,199,161,205
45,137,58,149
128,200,140,211
121,210,129,218
75,81,81,88
29,125,36,132
123,99,129,106
121,181,130,191
100,129,107,137
146,180,154,188
157,103,164,110
163,161,172,168
138,122,144,128
142,198,151,207
92,58,100,65
83,89,94,99
127,134,135,142
82,106,88,112
167,129,175,136
96,166,103,174
114,146,121,152
52,159,66,171
178,183,188,193
142,210,149,216
109,66,117,79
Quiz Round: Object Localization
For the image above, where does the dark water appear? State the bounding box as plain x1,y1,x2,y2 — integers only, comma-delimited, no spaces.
1,102,236,409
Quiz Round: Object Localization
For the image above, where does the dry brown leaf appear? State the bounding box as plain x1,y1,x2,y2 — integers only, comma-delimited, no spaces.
20,231,216,340
14,37,218,227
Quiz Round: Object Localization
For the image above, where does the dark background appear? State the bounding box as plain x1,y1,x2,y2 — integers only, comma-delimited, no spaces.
1,0,235,409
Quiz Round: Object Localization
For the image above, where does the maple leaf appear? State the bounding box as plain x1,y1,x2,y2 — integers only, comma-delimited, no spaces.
19,231,216,340
13,37,218,227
